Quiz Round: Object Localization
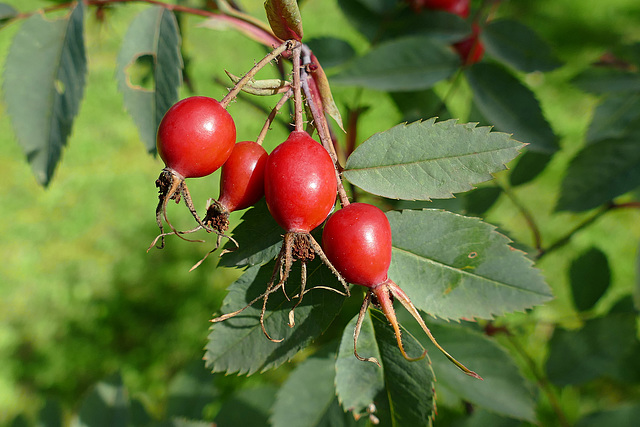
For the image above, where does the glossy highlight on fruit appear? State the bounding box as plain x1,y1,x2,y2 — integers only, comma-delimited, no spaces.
322,203,392,287
157,96,236,178
218,141,268,212
265,131,337,232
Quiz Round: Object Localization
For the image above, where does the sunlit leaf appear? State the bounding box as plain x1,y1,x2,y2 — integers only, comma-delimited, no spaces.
482,19,562,72
3,3,86,186
403,320,536,422
387,209,552,320
343,119,523,200
336,312,384,419
219,199,283,268
370,310,436,426
115,6,182,153
556,135,640,212
570,247,610,312
264,0,303,41
331,36,459,91
205,261,345,375
271,353,355,427
465,62,558,153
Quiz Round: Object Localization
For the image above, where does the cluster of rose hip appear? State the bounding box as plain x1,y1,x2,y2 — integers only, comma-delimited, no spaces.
408,0,485,65
151,40,480,379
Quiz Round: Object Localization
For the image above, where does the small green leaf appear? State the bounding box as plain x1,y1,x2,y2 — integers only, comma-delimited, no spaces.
387,209,552,320
331,36,459,92
264,0,303,41
271,354,350,427
586,93,640,144
166,361,218,420
509,151,552,187
576,405,640,427
215,386,277,427
336,313,384,419
3,3,86,186
556,135,640,212
571,68,640,94
218,199,283,268
404,320,536,422
115,6,183,153
0,3,17,28
482,19,562,73
72,373,129,427
370,309,436,426
465,62,558,154
343,119,524,200
570,248,610,312
205,260,345,375
546,312,639,386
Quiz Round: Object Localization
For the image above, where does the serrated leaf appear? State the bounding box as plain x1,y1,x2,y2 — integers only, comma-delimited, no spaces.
404,320,536,421
215,385,277,427
115,6,182,153
570,247,610,312
3,3,86,186
205,260,345,375
271,354,351,427
465,62,558,154
219,199,283,268
166,361,218,420
72,373,129,427
586,93,640,144
387,209,551,320
343,119,524,200
264,0,303,41
509,151,552,187
576,405,640,427
370,309,436,426
556,135,640,212
546,312,639,386
482,19,562,73
571,67,640,94
336,313,384,418
331,36,459,92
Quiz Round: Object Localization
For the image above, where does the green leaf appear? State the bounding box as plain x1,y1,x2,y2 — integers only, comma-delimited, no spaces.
571,68,640,94
576,405,640,427
482,19,562,73
305,37,356,68
384,10,471,43
204,260,345,375
271,353,353,427
343,119,524,200
546,312,639,386
264,0,303,41
465,62,558,154
556,136,640,212
166,361,218,420
115,6,183,153
463,186,502,216
0,3,17,28
72,373,130,427
509,151,552,187
336,313,384,419
387,209,552,320
390,89,451,123
370,309,436,426
570,247,610,312
38,399,63,427
461,410,522,427
636,244,640,311
404,320,536,422
3,3,87,186
586,93,640,144
331,36,459,92
215,386,277,427
218,199,283,268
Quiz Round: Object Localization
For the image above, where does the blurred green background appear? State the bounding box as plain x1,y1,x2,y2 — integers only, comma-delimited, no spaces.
1,0,640,424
